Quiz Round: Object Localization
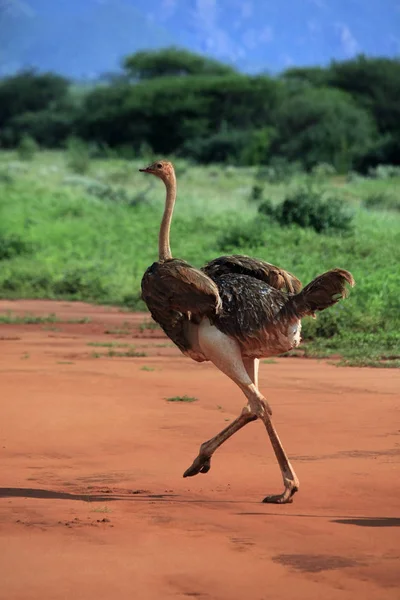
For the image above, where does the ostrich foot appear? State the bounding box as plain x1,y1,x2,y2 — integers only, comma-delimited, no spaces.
183,454,211,477
262,482,298,504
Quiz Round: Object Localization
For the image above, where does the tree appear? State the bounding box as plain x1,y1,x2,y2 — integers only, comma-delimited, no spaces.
280,66,329,88
272,87,377,171
327,56,400,135
0,70,72,147
122,47,237,80
78,74,283,156
0,70,69,128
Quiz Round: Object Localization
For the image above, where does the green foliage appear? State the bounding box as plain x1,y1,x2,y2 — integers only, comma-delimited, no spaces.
363,191,400,213
249,183,264,202
1,53,399,170
66,137,90,174
53,266,109,299
183,129,252,164
0,152,399,363
272,87,376,171
123,46,236,79
327,56,400,136
17,135,39,161
166,395,198,403
310,162,336,179
79,72,281,157
217,218,267,252
258,186,354,233
0,232,33,260
368,164,400,179
0,70,72,147
255,158,303,183
0,70,69,129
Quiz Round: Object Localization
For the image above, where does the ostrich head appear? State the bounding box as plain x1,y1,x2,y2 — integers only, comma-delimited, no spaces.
139,160,175,183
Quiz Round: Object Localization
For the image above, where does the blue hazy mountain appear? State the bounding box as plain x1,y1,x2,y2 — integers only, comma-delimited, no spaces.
1,0,399,78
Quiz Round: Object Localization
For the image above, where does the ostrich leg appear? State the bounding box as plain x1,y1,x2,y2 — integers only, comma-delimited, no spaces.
183,321,299,503
246,357,299,503
183,408,257,477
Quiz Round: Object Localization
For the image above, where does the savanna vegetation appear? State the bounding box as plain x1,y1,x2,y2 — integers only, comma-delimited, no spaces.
0,48,399,365
1,48,400,171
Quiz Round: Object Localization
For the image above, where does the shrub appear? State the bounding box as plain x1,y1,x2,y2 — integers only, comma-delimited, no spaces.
85,182,130,203
272,86,377,172
367,164,400,179
0,233,33,260
66,137,90,174
310,162,336,179
53,266,108,299
249,183,264,202
258,186,354,233
183,129,252,164
17,134,39,161
363,192,400,212
0,168,14,184
255,158,302,184
217,218,267,251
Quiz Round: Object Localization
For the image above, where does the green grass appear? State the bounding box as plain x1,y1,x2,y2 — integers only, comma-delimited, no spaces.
90,345,146,358
335,358,400,368
87,341,129,348
139,320,160,332
140,365,155,371
166,395,198,403
104,329,131,335
0,312,59,324
0,312,91,325
1,150,399,365
106,347,146,357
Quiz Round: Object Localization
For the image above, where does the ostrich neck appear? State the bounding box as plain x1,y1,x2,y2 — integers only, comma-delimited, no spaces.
159,174,176,262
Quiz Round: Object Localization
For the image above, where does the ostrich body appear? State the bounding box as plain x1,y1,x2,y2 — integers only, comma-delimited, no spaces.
140,160,354,504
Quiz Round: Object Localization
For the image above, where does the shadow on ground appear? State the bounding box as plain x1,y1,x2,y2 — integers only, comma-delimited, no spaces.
1,488,400,528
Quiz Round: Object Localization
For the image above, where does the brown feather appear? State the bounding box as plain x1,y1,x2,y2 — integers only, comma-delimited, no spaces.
203,254,302,294
284,268,355,319
141,258,221,352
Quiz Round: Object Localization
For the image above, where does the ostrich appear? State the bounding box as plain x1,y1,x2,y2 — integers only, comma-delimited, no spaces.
140,160,354,504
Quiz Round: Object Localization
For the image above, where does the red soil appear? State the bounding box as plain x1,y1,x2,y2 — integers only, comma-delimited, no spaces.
1,299,399,600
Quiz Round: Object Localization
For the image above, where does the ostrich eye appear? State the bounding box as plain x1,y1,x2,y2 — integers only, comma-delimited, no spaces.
157,163,162,169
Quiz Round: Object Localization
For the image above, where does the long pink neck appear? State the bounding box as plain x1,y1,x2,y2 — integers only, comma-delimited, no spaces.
158,172,176,262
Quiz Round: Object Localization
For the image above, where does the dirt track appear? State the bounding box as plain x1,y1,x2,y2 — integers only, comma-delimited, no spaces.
1,299,399,600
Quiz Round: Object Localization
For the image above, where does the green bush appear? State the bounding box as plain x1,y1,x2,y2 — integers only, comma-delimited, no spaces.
53,266,108,299
363,192,400,212
66,137,90,174
85,181,130,203
183,129,252,164
272,87,377,171
17,135,39,161
0,168,14,184
249,183,264,202
0,233,33,260
255,158,303,183
258,186,354,233
217,218,267,251
311,162,336,179
368,164,400,179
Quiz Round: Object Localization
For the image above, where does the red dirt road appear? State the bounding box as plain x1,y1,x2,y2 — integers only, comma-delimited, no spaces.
1,300,399,600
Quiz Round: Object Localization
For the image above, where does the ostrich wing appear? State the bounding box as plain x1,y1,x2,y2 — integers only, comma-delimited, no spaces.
141,258,222,352
203,254,302,294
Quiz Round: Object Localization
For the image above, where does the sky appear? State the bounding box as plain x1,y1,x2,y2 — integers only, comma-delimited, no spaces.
1,0,399,77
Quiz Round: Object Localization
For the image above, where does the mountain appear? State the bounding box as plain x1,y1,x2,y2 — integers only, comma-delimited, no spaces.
1,0,399,78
